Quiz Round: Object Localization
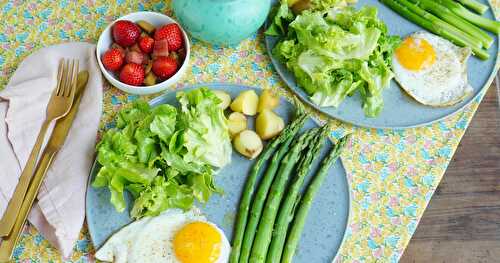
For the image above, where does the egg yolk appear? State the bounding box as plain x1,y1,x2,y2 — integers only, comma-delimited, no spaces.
173,222,221,263
395,37,436,71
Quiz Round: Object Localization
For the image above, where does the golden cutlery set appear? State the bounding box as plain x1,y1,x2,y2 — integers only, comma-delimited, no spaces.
0,59,89,262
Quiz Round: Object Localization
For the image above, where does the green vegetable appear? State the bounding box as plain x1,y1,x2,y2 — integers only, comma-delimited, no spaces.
269,4,401,117
308,0,355,11
229,112,307,263
281,135,350,263
288,0,356,14
130,176,194,218
177,88,232,168
237,114,307,263
93,88,231,219
408,0,493,48
436,0,500,33
266,1,295,36
455,0,488,14
395,0,482,49
249,128,318,263
380,0,489,59
266,125,330,263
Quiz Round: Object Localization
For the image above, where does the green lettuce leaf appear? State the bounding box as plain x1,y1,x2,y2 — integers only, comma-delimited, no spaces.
271,6,401,117
177,88,232,168
93,88,232,218
130,176,194,219
265,1,295,36
149,104,177,143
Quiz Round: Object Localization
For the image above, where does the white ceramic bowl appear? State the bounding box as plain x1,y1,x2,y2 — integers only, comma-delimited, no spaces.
96,11,190,95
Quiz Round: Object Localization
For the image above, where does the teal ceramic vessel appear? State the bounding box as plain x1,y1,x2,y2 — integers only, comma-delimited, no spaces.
172,0,271,46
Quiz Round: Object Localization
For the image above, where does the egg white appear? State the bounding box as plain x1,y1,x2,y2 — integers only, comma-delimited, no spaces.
392,31,473,106
95,208,231,263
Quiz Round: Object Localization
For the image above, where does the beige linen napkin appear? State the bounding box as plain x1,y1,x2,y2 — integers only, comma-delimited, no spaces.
0,42,102,258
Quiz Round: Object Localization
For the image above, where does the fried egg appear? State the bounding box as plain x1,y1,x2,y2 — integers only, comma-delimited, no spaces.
95,208,230,263
392,32,473,106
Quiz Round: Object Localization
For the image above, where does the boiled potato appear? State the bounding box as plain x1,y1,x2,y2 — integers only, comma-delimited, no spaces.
256,109,285,140
228,112,247,138
257,89,280,113
233,130,263,159
213,90,231,110
230,90,259,116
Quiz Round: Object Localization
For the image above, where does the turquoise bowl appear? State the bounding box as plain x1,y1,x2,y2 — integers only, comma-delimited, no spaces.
172,0,271,46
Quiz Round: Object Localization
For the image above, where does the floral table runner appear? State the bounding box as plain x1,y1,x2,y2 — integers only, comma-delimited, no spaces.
0,0,498,262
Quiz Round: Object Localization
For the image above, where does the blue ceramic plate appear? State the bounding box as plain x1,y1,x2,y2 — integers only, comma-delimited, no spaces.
265,0,499,129
86,83,351,263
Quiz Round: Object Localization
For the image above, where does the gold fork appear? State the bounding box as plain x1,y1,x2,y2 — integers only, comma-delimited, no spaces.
0,59,78,237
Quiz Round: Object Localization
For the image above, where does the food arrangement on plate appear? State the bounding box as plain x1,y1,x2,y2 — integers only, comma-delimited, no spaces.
88,86,350,263
266,0,498,127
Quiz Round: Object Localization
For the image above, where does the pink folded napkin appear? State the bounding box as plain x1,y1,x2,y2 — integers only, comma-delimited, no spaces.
0,42,103,258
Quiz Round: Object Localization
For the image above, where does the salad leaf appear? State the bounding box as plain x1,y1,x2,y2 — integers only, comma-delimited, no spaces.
177,87,232,168
310,0,355,10
266,1,295,36
130,176,194,219
93,88,232,218
269,4,401,117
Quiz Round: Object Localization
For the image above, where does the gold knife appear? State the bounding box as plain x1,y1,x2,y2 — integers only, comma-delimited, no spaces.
0,71,89,262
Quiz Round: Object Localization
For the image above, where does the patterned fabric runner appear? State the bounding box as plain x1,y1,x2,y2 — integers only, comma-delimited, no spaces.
0,1,497,262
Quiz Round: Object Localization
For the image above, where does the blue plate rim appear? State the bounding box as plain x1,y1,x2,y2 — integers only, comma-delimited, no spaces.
264,4,500,130
85,82,353,262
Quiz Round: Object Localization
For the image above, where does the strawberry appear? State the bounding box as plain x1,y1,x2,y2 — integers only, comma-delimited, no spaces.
111,43,126,58
154,23,184,51
152,56,178,79
119,63,145,86
112,20,141,47
125,50,146,65
139,36,154,54
152,39,169,58
102,48,124,71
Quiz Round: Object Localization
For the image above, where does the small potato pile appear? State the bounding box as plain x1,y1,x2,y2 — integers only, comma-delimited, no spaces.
215,89,284,159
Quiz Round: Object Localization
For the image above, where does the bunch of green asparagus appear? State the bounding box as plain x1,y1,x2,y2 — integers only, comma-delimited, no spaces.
229,109,350,263
381,0,500,60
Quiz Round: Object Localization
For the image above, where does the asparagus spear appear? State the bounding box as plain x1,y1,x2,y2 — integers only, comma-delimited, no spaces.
381,0,490,59
238,118,304,262
398,0,481,48
436,0,500,33
410,0,493,48
455,0,488,14
229,112,307,263
281,135,350,263
249,128,319,263
266,125,331,263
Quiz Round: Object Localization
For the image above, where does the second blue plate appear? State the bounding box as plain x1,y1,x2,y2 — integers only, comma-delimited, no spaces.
265,0,499,129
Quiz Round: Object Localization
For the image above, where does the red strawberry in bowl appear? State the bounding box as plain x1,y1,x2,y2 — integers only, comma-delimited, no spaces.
102,48,124,71
139,36,154,54
96,12,191,94
154,23,184,51
113,20,141,47
120,63,145,86
152,56,178,79
111,43,126,58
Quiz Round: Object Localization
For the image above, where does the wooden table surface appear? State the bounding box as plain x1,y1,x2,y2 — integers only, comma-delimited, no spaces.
400,82,500,262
